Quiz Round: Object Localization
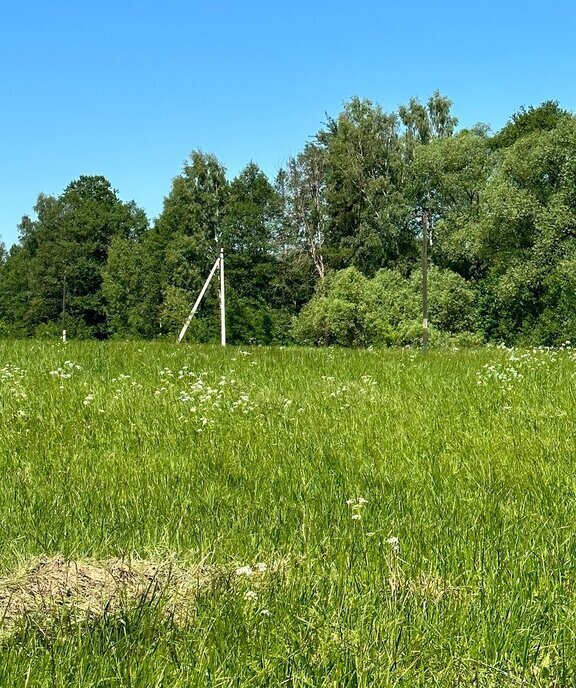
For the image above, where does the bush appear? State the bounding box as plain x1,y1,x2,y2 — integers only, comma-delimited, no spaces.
293,266,482,347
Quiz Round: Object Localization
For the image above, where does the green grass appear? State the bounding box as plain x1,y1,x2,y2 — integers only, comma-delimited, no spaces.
0,340,576,685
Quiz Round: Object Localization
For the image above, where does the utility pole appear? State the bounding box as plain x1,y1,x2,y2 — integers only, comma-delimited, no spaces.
62,274,67,343
177,249,226,346
178,177,227,346
219,247,226,346
422,210,429,353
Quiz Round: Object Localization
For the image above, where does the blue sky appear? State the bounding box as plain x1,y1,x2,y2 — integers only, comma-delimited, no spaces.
1,0,575,248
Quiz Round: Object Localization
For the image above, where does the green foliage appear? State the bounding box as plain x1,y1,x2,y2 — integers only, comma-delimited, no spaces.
399,90,458,147
293,268,393,346
1,96,576,347
478,117,576,342
293,265,480,347
281,144,328,279
411,131,492,277
155,151,228,246
318,97,416,274
104,232,166,339
525,256,576,346
491,100,570,149
0,176,147,337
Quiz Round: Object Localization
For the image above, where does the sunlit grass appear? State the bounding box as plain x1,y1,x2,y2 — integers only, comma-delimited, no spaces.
0,341,575,685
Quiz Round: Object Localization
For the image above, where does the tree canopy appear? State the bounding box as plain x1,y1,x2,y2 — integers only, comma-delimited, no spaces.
2,95,576,346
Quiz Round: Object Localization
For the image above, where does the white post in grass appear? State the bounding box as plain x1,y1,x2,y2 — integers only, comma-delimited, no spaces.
219,247,226,347
62,274,67,342
177,255,220,343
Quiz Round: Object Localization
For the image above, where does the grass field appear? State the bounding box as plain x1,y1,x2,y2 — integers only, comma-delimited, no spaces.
0,340,575,686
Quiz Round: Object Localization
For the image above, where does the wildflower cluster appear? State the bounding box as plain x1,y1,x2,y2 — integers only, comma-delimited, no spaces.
111,373,142,400
49,360,81,380
346,497,368,520
0,363,28,400
111,373,132,383
235,562,268,577
477,362,524,388
476,347,567,389
320,373,380,412
0,363,26,382
157,368,257,433
235,562,271,617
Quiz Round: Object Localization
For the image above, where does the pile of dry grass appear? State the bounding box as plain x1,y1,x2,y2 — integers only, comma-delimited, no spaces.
0,555,224,634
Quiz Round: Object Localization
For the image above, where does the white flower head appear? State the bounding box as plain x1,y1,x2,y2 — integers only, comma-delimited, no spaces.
235,565,254,577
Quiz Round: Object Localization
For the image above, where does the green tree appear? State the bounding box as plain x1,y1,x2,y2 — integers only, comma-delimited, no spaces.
2,176,147,337
399,90,458,149
411,129,493,278
151,151,228,339
294,266,479,347
221,162,289,343
281,144,328,279
102,235,161,338
318,97,413,274
478,116,576,342
491,100,570,150
0,244,30,336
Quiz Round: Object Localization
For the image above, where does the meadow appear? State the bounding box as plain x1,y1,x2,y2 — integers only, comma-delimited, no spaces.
0,340,575,686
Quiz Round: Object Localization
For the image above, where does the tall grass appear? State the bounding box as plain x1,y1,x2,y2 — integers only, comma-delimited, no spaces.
0,341,575,685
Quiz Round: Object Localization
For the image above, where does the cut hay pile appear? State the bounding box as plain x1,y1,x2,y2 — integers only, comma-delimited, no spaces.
0,555,232,634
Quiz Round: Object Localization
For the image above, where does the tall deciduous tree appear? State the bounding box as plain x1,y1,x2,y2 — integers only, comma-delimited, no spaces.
491,101,569,150
411,129,493,278
399,91,458,149
282,143,328,280
478,116,576,342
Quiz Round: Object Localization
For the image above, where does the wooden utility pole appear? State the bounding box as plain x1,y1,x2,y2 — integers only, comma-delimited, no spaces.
219,248,226,346
177,249,226,346
422,210,429,353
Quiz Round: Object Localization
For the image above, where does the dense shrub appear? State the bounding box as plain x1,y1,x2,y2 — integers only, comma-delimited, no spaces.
293,266,481,347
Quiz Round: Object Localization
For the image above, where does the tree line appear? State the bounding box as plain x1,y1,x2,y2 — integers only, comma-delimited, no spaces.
1,94,576,346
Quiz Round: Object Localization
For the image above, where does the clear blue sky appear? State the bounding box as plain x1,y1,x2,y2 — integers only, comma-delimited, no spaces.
1,0,575,248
